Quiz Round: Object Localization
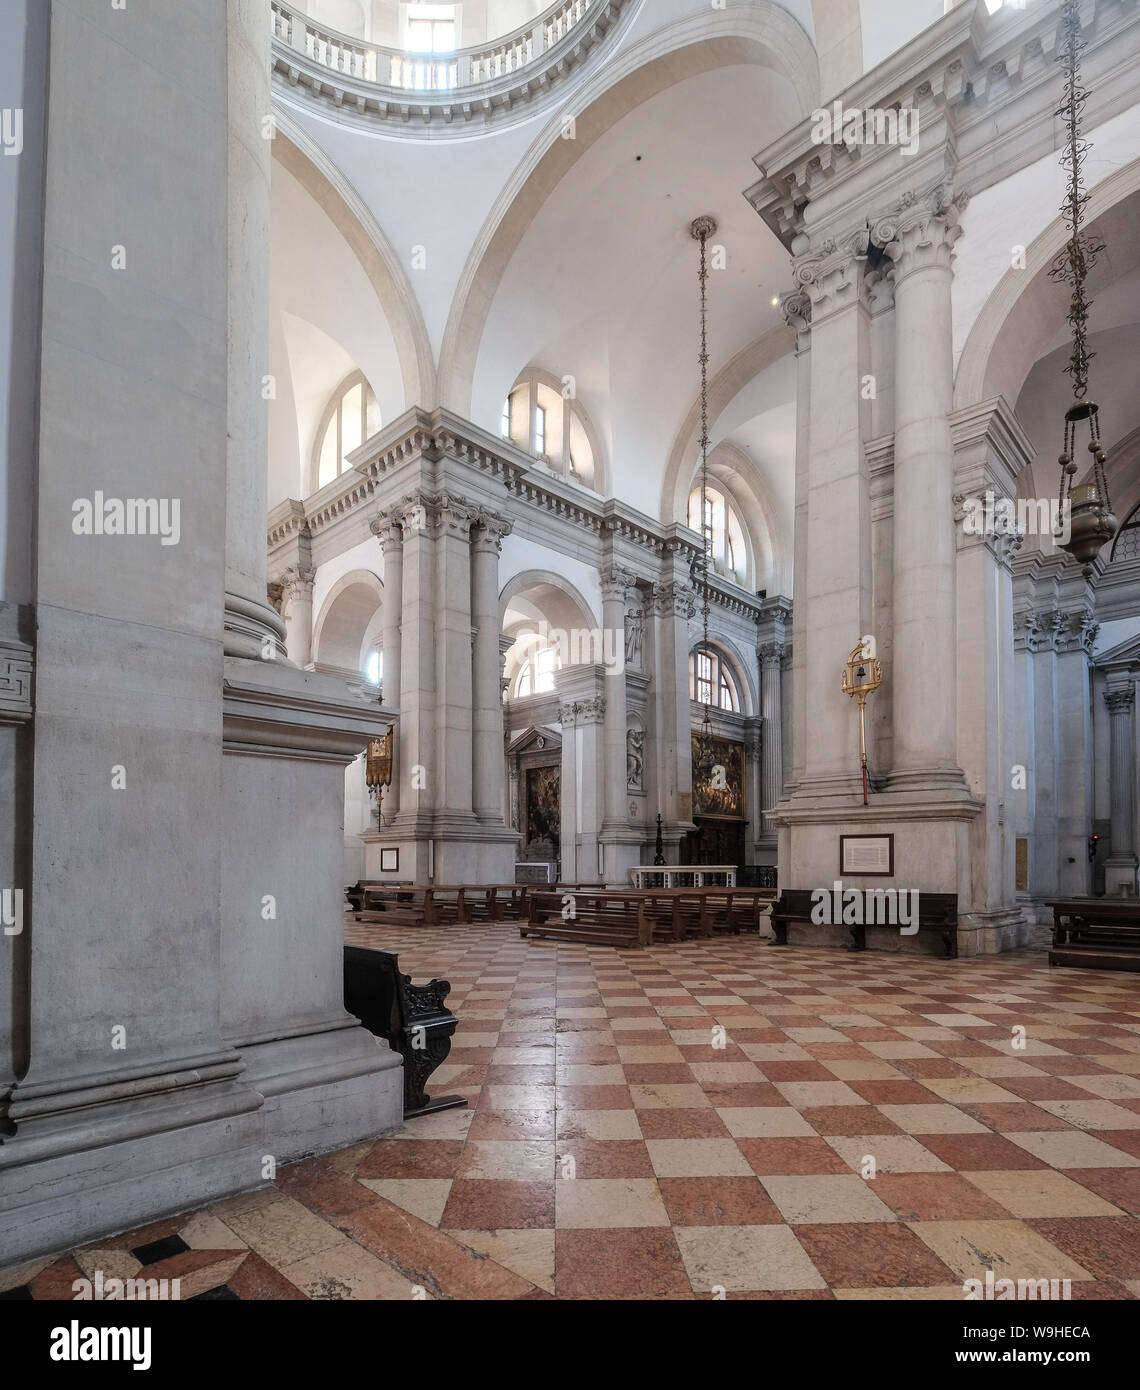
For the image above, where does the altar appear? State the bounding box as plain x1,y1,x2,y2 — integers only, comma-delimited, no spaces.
629,865,737,889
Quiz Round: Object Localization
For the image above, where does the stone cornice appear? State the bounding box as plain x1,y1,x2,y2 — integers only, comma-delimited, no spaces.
747,0,1140,251
275,407,770,624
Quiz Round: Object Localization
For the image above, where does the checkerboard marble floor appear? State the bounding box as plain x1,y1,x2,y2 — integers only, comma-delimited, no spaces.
5,925,1140,1301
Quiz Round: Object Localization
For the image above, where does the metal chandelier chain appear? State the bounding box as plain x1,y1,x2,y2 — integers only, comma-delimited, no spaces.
1050,0,1104,401
690,214,717,748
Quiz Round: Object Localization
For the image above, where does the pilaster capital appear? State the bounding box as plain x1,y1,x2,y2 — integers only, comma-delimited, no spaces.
791,221,895,321
370,509,404,552
881,188,967,285
1014,609,1056,654
279,565,317,603
780,288,812,348
651,579,697,620
601,565,638,604
758,640,786,670
1056,609,1098,656
1105,684,1136,714
471,507,514,555
558,701,578,726
577,695,606,725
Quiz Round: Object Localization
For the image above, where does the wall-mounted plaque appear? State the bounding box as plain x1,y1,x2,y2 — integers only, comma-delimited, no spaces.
839,834,894,876
380,848,399,873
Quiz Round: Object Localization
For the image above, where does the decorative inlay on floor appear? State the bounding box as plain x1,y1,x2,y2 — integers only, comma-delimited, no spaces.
5,925,1140,1300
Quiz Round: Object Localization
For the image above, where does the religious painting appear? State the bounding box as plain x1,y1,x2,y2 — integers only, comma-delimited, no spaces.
524,766,561,861
691,735,744,819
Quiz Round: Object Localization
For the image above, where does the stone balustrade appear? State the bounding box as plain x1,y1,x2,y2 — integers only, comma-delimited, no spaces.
270,0,624,126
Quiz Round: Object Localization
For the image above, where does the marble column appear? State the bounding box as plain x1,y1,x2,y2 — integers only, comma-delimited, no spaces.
1055,608,1097,897
600,565,639,883
781,290,811,793
434,496,477,841
373,514,403,827
883,203,964,787
223,0,285,662
280,565,316,669
792,230,875,794
758,640,785,843
393,493,437,880
651,574,698,858
472,512,513,824
558,700,580,882
1104,680,1138,894
950,397,1032,953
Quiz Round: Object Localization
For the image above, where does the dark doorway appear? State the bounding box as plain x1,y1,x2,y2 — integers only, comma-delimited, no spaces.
681,819,746,867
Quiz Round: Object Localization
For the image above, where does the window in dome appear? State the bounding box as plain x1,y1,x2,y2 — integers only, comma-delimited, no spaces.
313,372,380,493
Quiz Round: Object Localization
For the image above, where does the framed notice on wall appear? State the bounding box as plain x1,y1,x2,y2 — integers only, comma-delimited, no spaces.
380,848,399,873
839,834,894,877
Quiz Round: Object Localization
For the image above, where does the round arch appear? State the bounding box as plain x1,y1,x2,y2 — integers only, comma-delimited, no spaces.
499,568,600,632
955,158,1140,413
272,111,437,410
437,4,819,417
690,635,757,719
312,569,385,671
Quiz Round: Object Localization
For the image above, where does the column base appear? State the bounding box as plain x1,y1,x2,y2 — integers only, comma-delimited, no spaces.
956,907,1031,957
234,1024,403,1163
0,1070,265,1265
224,592,287,662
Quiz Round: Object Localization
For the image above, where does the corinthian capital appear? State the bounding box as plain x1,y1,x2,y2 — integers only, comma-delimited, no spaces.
1105,685,1136,714
471,507,514,555
882,190,965,283
601,565,638,603
280,565,317,603
652,580,697,620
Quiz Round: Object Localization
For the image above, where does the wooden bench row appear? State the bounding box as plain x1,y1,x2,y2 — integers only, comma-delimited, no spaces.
346,881,599,928
521,888,777,948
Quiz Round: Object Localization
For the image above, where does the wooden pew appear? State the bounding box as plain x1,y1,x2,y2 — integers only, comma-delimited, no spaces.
1048,897,1140,971
345,879,411,913
353,884,465,927
522,890,653,947
769,888,958,958
343,945,466,1118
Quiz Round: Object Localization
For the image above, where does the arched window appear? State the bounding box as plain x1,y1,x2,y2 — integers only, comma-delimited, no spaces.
313,372,381,492
1111,504,1140,563
689,648,740,713
688,484,748,586
501,373,599,490
364,650,383,687
514,640,561,698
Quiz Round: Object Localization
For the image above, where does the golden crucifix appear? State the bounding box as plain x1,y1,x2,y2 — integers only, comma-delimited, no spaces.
841,639,883,806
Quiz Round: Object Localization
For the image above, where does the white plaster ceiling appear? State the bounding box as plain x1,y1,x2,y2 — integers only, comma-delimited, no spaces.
268,160,407,503
471,63,802,517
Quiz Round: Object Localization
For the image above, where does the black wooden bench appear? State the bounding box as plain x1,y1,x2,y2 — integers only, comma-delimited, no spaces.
769,888,958,958
1048,897,1140,971
343,945,467,1118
